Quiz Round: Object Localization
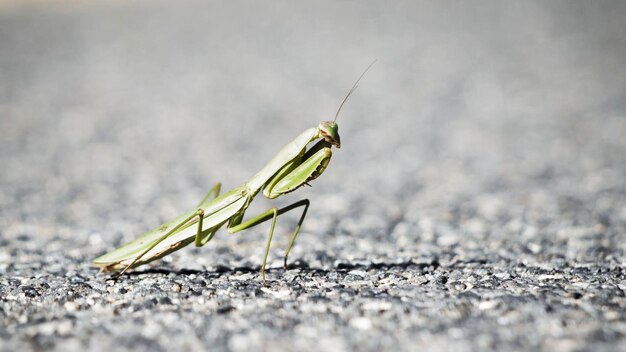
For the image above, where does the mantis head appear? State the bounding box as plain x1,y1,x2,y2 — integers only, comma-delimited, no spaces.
321,60,375,150
319,121,341,148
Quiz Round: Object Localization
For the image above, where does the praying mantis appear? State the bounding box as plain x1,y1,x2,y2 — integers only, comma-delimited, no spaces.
93,62,375,285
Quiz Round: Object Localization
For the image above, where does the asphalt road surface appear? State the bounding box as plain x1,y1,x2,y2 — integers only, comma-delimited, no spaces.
1,1,625,351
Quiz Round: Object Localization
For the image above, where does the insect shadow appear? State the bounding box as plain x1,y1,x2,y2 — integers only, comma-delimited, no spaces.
113,258,440,281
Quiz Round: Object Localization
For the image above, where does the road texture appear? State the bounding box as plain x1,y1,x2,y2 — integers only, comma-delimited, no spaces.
1,1,625,351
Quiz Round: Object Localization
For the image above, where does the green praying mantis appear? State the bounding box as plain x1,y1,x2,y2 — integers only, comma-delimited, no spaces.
93,62,375,285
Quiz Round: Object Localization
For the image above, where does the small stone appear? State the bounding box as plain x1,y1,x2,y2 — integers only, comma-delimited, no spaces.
350,317,373,330
64,301,80,312
56,320,73,336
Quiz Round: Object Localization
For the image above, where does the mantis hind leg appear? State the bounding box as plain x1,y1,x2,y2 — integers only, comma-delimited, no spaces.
226,199,310,286
194,182,222,247
196,182,222,208
117,183,223,275
117,208,208,276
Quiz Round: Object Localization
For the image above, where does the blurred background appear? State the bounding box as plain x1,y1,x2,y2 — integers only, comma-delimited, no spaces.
1,0,624,266
1,1,625,350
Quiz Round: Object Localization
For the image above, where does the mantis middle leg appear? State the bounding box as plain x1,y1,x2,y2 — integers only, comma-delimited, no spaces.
226,199,310,285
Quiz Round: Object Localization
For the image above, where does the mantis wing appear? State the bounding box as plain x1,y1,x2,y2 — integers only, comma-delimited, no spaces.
93,193,248,271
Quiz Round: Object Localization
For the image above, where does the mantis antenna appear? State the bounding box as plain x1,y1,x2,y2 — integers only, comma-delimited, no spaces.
333,60,377,122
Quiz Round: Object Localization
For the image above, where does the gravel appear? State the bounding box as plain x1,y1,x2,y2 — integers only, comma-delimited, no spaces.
1,1,625,351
